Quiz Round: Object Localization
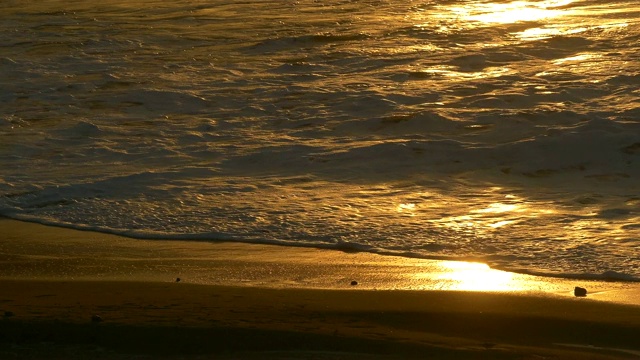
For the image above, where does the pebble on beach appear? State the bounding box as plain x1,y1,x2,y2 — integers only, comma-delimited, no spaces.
350,280,358,286
574,287,587,297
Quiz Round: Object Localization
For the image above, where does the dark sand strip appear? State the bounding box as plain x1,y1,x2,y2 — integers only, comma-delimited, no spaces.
1,280,640,359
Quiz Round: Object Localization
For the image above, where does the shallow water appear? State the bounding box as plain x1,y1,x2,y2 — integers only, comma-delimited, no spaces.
1,0,639,280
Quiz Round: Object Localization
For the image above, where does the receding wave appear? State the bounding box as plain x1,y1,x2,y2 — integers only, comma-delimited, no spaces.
1,0,639,282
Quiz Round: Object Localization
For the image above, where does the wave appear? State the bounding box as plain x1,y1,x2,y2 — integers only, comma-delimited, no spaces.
2,0,639,287
2,214,638,283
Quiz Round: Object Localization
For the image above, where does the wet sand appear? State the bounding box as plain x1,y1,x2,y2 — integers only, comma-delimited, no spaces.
1,218,639,359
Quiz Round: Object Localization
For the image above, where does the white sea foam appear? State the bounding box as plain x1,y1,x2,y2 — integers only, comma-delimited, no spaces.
1,0,639,280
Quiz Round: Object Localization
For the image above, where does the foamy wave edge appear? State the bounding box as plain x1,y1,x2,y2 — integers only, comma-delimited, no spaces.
4,214,639,283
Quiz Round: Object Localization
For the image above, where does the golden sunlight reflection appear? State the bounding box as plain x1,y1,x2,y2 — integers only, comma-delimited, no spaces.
474,202,520,214
414,261,524,291
396,202,416,211
488,220,515,228
437,0,576,26
553,53,600,64
415,66,512,80
515,25,587,41
396,202,416,216
514,17,629,41
439,262,518,291
409,0,637,45
428,193,556,233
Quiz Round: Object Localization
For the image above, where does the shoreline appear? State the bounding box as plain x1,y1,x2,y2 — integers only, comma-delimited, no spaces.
6,215,639,284
1,218,640,359
2,218,639,304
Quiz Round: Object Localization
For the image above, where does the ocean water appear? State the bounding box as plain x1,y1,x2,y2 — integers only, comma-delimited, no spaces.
1,0,639,280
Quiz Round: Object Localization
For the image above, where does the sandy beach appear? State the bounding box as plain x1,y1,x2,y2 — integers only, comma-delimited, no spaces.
1,218,640,359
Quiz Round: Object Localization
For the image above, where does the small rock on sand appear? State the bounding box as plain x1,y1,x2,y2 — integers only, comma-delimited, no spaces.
350,280,358,286
574,287,587,297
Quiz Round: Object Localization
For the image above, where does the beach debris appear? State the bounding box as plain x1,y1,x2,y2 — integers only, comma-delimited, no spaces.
91,314,103,323
574,287,587,297
4,311,14,318
350,280,358,286
176,277,181,282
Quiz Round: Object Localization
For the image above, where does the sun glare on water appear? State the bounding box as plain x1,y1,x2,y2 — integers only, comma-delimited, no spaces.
452,0,576,24
414,0,579,32
435,262,521,291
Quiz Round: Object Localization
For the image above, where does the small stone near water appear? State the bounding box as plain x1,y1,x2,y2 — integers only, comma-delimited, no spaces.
176,277,181,282
4,311,14,318
91,315,103,323
574,287,587,297
350,280,358,286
